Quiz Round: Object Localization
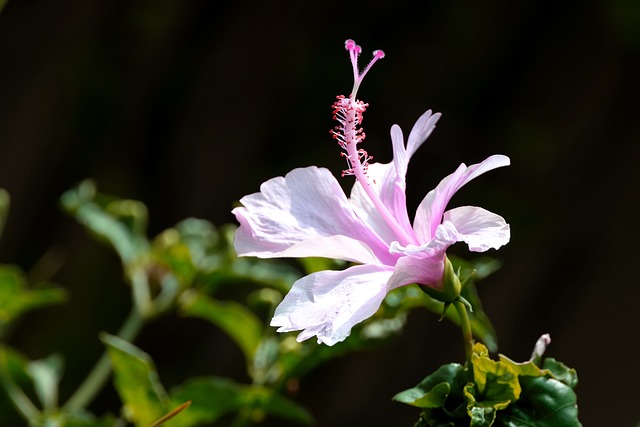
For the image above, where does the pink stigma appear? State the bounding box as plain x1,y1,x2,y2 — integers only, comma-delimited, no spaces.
344,39,385,98
330,40,413,246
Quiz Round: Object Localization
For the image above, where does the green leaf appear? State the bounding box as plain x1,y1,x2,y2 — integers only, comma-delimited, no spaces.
542,358,578,389
497,376,582,427
169,376,313,427
168,377,247,426
179,291,263,363
151,218,223,288
247,385,314,425
39,411,118,427
471,348,520,403
297,257,346,274
395,382,452,409
27,353,63,410
100,333,168,426
463,383,510,427
0,265,67,334
393,364,464,409
398,344,582,427
0,346,40,420
60,180,148,264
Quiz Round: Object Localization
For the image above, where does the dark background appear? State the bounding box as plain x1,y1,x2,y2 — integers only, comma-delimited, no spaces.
1,1,639,426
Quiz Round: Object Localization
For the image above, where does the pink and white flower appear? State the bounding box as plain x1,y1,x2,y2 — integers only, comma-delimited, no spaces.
232,40,510,345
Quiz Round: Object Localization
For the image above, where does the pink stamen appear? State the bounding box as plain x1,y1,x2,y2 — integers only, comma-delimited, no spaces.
332,40,414,246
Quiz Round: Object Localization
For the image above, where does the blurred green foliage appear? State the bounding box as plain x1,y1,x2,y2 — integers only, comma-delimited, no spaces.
0,182,504,426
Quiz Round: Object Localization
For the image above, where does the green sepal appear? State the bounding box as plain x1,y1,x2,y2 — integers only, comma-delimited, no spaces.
415,256,498,352
419,257,461,304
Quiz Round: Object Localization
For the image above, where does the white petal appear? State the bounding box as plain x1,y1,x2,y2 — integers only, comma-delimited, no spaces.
413,155,510,242
390,221,459,260
391,124,407,179
270,264,395,346
237,234,380,264
443,206,510,252
233,166,389,264
387,253,446,289
406,110,441,158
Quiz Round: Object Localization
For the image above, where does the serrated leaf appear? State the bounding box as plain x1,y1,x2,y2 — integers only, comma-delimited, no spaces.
179,291,262,363
471,343,520,403
100,333,167,426
498,355,543,379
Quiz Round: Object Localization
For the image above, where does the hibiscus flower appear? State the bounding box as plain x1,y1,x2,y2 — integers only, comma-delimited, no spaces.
232,40,510,345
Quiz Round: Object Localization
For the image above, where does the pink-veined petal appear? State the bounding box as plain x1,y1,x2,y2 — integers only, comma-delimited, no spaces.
348,111,441,246
443,206,510,252
350,162,413,246
233,166,390,264
270,264,395,346
413,155,510,242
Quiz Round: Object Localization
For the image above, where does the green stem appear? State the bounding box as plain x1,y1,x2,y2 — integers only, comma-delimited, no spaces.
62,309,145,412
453,299,474,365
0,349,40,421
0,188,10,244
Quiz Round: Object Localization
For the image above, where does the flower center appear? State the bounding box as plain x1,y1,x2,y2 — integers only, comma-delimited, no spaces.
331,40,414,246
